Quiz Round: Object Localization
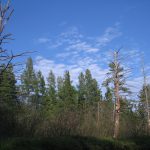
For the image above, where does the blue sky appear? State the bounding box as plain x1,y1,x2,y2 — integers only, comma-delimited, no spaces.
4,0,150,96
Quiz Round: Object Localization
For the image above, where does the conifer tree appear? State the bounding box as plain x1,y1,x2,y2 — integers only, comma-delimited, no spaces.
35,70,46,109
84,69,101,104
138,84,150,134
21,57,39,108
62,71,76,107
77,72,86,106
104,86,114,117
0,64,17,110
0,64,18,137
57,76,64,101
91,79,102,103
37,70,46,97
105,87,113,102
47,70,56,102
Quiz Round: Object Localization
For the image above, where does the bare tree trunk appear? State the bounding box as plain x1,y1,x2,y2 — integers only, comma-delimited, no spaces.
97,101,100,126
113,82,120,138
142,59,150,135
113,51,120,139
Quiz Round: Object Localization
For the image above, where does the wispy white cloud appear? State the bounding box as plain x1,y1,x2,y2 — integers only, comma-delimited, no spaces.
37,38,50,44
56,51,79,59
56,52,72,59
66,41,99,53
36,24,121,56
97,25,122,47
60,26,83,39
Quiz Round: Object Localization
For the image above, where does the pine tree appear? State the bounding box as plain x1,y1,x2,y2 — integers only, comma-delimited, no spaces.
84,69,101,104
91,79,102,103
37,70,46,97
77,72,86,106
0,64,18,137
57,76,64,102
138,84,150,134
0,64,18,110
47,70,56,102
21,57,39,108
85,69,93,103
104,86,114,118
62,71,77,107
105,87,113,102
36,70,46,109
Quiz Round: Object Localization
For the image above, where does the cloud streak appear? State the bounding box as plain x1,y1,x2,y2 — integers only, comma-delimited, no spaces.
36,24,122,56
66,41,99,53
97,25,122,47
37,38,51,44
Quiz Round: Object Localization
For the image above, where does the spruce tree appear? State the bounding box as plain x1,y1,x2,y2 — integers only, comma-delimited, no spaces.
104,86,114,118
45,70,57,112
84,69,101,104
57,76,64,101
105,87,113,102
21,57,39,108
62,71,76,107
138,84,150,134
0,64,17,110
77,72,86,106
37,70,46,97
0,64,18,137
36,70,46,109
91,79,102,103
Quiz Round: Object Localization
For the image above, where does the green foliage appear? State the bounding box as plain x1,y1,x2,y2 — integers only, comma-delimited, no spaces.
0,64,18,137
57,76,64,101
78,69,102,107
62,71,77,107
77,72,86,106
20,58,46,109
0,64,17,109
137,84,150,135
105,87,113,102
37,70,46,97
44,70,57,113
47,70,56,101
103,61,130,95
21,58,39,107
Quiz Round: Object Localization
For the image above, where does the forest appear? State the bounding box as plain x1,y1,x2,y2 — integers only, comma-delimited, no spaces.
0,0,150,150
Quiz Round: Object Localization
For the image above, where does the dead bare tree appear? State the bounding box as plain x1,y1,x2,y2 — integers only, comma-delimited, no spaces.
141,57,150,135
0,0,28,75
103,50,130,139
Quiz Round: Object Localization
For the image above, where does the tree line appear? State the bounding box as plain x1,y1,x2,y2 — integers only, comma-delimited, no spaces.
0,56,150,139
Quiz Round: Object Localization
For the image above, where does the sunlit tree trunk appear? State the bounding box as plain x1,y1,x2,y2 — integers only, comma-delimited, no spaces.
113,81,120,138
